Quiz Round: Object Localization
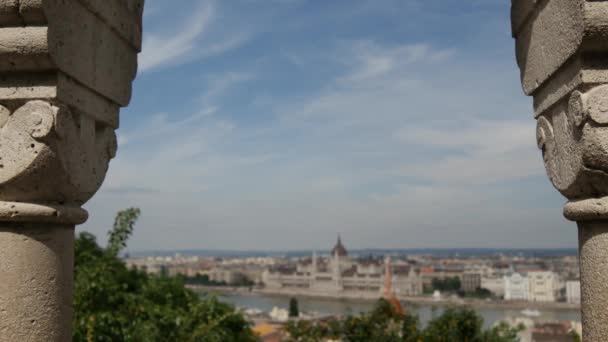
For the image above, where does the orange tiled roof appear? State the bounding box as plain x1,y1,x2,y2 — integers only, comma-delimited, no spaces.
253,323,278,337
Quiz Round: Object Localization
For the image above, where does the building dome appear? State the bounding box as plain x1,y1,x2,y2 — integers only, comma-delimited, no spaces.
331,234,348,257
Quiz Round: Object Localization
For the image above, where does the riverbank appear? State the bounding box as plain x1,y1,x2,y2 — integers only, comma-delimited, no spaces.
187,285,580,311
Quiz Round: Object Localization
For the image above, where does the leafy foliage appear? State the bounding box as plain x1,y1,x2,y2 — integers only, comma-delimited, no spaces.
184,273,255,287
430,276,462,293
106,208,140,257
284,299,522,342
73,208,256,342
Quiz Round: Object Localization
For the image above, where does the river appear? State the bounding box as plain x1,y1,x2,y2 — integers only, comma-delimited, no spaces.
217,293,581,329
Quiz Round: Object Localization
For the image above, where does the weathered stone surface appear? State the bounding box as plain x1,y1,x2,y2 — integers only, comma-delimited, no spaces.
535,85,608,200
0,224,74,342
512,1,608,340
513,1,608,203
513,0,584,96
0,0,143,218
0,1,144,340
578,222,608,342
513,1,608,99
79,0,144,50
0,100,117,205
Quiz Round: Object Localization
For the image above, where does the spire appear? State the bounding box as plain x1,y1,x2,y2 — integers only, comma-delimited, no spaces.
312,250,317,274
384,256,393,298
383,256,405,316
331,233,348,257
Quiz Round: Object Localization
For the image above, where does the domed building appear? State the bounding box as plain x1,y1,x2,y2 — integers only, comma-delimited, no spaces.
331,234,348,257
262,235,423,298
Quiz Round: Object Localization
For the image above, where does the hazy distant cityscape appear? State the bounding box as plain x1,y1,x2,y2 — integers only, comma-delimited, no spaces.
126,235,582,341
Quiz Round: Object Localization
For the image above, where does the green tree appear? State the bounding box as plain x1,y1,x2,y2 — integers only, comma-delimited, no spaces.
422,307,483,341
289,298,300,318
106,207,140,257
284,300,521,342
431,276,462,292
72,208,256,342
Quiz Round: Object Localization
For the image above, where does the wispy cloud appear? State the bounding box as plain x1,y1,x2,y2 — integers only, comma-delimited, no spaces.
140,2,213,72
82,1,572,251
139,1,249,72
338,41,455,84
393,120,543,185
201,71,255,107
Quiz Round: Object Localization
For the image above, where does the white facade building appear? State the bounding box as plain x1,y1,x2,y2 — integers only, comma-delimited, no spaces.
528,271,558,302
504,272,529,301
566,280,581,305
481,277,505,297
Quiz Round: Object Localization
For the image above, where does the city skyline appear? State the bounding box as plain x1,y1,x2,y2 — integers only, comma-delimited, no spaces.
80,0,575,251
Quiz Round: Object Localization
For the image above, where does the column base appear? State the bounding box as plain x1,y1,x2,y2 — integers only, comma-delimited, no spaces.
0,201,88,224
565,197,608,221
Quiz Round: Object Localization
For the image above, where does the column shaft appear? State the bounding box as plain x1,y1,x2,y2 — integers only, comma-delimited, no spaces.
578,221,608,341
0,224,74,342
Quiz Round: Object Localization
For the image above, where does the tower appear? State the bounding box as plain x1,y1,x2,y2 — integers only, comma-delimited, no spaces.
310,250,317,288
383,256,405,316
333,249,343,291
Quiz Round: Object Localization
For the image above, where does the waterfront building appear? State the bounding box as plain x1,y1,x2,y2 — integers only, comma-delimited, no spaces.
528,271,558,303
504,272,529,301
566,280,581,305
262,235,423,298
461,273,482,293
481,277,505,297
464,263,497,278
420,266,464,289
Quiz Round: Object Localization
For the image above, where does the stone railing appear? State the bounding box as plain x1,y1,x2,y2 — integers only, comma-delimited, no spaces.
0,1,143,341
512,1,608,340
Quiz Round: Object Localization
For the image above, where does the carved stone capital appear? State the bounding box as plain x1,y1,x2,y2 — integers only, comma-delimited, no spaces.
513,0,608,221
0,1,143,224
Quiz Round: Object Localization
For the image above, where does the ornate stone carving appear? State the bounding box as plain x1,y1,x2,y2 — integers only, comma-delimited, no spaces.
513,2,608,339
0,0,144,225
0,2,144,340
536,86,608,201
0,100,116,205
512,0,608,213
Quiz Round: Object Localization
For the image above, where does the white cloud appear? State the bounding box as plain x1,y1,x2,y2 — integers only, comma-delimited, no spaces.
392,120,544,184
82,4,571,250
139,1,249,72
140,2,213,72
338,41,455,84
201,71,255,107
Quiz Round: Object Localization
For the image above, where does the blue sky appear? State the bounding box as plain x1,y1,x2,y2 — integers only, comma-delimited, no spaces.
80,0,575,251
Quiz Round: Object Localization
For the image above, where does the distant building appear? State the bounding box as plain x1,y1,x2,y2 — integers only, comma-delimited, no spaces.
481,277,505,297
528,271,558,302
263,235,423,298
532,321,578,342
420,266,464,290
206,269,247,285
566,280,581,305
461,273,481,293
504,273,529,301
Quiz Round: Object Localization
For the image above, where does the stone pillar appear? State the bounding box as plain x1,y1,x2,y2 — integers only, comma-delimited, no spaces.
0,1,143,341
512,1,608,340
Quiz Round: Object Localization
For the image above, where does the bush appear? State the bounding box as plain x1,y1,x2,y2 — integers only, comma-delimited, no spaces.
284,299,522,342
72,208,256,342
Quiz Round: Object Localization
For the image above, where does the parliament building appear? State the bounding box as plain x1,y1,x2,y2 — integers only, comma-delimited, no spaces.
262,236,423,298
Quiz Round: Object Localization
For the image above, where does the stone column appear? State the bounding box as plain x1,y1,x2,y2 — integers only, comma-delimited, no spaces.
0,1,143,341
512,1,608,340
